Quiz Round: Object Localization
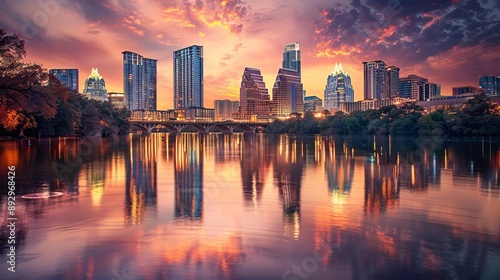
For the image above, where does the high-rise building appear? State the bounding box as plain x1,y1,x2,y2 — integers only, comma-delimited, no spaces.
214,100,239,121
479,76,499,95
398,75,428,100
173,45,203,109
386,66,400,98
324,63,354,111
83,68,108,102
363,61,388,100
304,96,323,112
452,86,485,96
272,68,304,117
240,67,271,117
282,42,301,75
123,51,157,111
49,69,79,92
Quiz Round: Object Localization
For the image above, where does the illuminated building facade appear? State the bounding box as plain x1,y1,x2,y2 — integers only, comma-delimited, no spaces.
49,68,79,92
239,67,271,117
324,63,354,111
479,76,500,95
363,60,388,100
173,45,204,109
272,68,304,117
83,68,108,102
214,99,239,121
123,51,157,110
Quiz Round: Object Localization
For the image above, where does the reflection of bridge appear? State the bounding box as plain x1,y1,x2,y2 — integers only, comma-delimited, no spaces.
130,117,269,134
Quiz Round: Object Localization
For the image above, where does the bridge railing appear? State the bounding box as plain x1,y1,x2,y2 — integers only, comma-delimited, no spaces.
129,110,272,124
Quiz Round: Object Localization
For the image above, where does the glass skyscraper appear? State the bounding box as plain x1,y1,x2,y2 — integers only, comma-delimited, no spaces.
240,67,271,117
173,45,204,109
324,63,354,111
386,66,400,99
123,51,157,111
272,68,304,117
282,42,301,75
49,69,79,92
83,68,107,102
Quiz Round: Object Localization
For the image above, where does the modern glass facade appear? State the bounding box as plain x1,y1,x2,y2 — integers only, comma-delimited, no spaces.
123,51,157,111
398,75,428,100
49,69,79,92
324,63,354,111
83,68,108,102
272,68,304,117
240,67,271,117
173,45,204,109
479,76,500,95
304,96,323,112
282,42,301,75
363,61,388,100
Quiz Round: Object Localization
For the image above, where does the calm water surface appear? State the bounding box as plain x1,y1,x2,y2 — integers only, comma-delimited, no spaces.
1,133,500,280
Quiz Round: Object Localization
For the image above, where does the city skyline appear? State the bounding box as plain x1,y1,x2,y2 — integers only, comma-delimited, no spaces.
1,0,499,110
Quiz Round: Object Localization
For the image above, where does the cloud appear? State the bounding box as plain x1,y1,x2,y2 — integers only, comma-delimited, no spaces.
314,0,500,67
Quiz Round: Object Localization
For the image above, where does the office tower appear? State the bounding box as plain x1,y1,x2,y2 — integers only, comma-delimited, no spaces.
272,68,304,117
479,76,499,95
423,83,441,100
282,42,301,75
240,67,271,117
324,63,354,111
214,99,239,121
452,86,485,96
123,51,157,111
83,68,108,102
304,96,323,112
49,69,79,92
398,74,428,100
363,60,388,100
386,66,400,98
173,45,203,109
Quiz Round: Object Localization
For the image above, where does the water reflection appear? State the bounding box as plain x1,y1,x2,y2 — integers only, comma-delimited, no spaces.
0,135,499,279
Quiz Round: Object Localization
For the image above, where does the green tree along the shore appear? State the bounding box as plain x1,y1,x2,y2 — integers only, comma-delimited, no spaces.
0,29,130,137
267,97,500,136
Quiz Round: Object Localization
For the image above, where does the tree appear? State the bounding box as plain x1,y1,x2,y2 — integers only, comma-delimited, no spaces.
0,29,58,136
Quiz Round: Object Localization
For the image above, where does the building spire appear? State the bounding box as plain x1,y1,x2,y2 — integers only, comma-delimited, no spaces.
88,67,103,80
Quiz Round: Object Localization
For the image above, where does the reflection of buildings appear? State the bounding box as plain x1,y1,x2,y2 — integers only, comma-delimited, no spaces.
174,134,204,221
364,152,399,214
125,135,158,224
324,139,355,196
240,134,270,208
273,136,304,239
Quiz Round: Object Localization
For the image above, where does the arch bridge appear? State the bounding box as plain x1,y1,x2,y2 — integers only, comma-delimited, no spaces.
129,111,269,134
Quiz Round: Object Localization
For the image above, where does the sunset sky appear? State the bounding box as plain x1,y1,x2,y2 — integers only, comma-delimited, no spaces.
1,0,499,110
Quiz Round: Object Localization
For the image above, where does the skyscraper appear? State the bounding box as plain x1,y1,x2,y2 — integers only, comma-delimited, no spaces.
173,45,203,109
240,67,271,117
324,63,354,111
123,51,157,111
272,68,304,117
479,76,500,95
282,42,301,75
49,69,79,92
363,61,388,100
386,66,400,99
83,68,108,102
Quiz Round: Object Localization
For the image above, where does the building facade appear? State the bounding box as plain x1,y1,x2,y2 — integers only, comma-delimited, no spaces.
479,76,500,95
214,100,239,121
239,67,271,118
173,45,204,109
386,66,400,99
304,96,323,112
83,68,108,102
452,85,486,96
49,69,79,92
398,75,428,100
272,68,304,117
108,92,126,108
324,63,354,111
363,60,388,100
123,51,157,111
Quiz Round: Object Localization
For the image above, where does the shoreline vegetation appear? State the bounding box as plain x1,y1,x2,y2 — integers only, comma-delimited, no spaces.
0,29,130,139
266,95,500,136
